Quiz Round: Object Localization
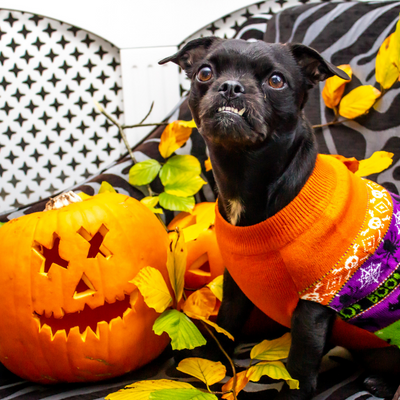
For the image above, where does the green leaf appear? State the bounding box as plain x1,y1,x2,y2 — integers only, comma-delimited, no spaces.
150,389,217,400
129,159,162,186
160,155,201,186
250,333,291,361
165,175,207,197
247,361,299,389
159,193,195,212
153,309,206,350
99,181,117,194
0,222,5,228
105,380,195,400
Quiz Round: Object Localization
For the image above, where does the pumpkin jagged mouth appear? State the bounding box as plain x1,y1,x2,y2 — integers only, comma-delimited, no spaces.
33,291,138,340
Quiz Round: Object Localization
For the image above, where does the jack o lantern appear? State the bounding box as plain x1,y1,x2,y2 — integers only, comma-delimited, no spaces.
168,202,225,289
0,192,171,383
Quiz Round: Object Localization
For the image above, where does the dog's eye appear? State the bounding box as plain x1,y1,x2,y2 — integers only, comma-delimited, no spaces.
197,67,213,82
268,74,285,89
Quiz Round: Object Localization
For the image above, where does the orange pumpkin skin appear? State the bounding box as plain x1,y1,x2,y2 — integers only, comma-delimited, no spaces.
0,193,171,383
168,203,225,289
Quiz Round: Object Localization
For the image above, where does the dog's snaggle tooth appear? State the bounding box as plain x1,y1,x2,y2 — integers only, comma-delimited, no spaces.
238,108,246,116
218,107,222,112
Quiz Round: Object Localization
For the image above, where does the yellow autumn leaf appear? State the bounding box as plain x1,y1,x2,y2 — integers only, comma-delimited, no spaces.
177,358,226,386
354,151,394,177
131,267,172,313
221,371,249,400
322,64,352,109
179,119,197,128
106,379,195,400
184,310,234,341
207,275,223,302
182,287,217,319
247,361,299,389
141,196,159,208
167,229,187,303
338,85,381,119
205,157,212,171
141,196,164,215
390,16,400,70
376,34,400,90
250,332,291,361
182,203,216,242
99,181,117,194
159,120,194,158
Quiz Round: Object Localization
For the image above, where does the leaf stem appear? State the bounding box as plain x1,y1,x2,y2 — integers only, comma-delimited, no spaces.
200,322,238,400
123,122,169,130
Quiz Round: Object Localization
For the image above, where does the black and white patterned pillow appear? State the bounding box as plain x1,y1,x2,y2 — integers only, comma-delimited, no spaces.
0,9,125,213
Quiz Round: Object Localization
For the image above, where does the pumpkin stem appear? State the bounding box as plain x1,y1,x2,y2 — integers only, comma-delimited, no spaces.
45,191,83,211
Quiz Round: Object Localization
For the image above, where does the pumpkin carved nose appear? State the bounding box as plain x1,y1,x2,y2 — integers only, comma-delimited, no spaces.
73,273,96,299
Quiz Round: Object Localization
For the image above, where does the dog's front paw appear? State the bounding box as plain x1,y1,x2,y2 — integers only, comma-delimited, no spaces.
364,375,399,399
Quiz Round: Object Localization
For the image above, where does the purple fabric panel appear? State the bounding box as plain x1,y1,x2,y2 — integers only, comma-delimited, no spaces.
329,192,400,312
349,284,400,332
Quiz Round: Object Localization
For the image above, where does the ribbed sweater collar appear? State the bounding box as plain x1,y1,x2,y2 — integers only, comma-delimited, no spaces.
214,155,337,255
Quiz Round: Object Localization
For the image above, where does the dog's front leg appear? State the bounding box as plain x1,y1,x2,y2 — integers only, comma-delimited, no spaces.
278,300,336,400
216,269,254,353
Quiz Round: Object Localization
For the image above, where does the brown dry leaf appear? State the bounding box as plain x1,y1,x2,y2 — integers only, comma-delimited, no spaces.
376,34,400,89
322,64,352,109
338,85,381,119
221,371,249,400
159,121,194,158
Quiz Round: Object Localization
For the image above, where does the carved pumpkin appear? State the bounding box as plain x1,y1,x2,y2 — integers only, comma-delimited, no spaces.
168,202,225,289
0,192,171,383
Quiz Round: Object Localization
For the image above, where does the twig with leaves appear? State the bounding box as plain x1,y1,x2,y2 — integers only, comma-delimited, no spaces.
94,100,207,214
106,228,299,400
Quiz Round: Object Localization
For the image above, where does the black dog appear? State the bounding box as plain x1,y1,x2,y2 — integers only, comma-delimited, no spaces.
160,37,400,399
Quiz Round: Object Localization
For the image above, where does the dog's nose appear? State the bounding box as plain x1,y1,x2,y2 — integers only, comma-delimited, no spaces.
218,80,245,100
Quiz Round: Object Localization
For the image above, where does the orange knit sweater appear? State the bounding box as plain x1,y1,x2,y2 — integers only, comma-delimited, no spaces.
215,154,392,350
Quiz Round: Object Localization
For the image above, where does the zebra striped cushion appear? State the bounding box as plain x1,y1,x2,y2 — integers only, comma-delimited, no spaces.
265,1,400,195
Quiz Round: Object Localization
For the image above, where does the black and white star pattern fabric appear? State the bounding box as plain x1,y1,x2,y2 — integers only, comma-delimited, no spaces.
0,9,125,213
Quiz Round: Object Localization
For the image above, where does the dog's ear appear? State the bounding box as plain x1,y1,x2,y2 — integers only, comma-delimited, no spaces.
288,43,350,85
159,37,223,76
